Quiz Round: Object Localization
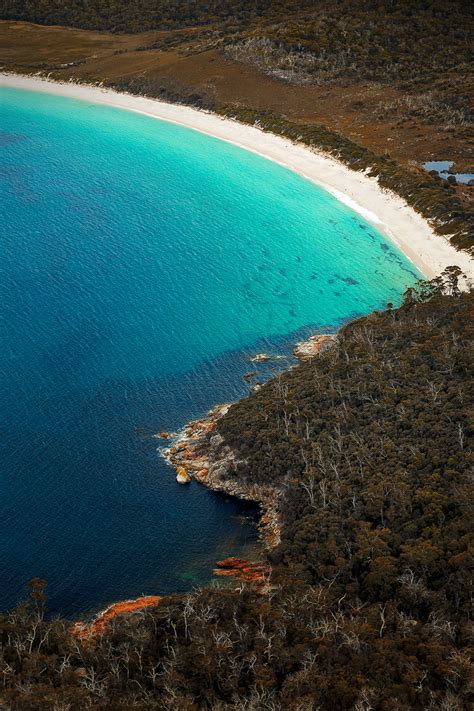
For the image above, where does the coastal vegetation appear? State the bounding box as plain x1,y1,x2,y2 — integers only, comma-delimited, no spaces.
3,1,472,99
3,0,472,98
215,107,473,253
1,271,472,710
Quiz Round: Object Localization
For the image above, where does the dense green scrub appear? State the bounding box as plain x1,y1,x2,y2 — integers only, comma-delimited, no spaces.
2,271,472,710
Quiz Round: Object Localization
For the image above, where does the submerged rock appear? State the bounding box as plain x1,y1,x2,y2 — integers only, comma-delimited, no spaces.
249,352,286,363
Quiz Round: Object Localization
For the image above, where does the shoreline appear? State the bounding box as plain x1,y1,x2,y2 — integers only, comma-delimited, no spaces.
158,403,282,550
2,72,473,282
71,595,162,638
160,403,283,549
73,335,336,628
158,336,338,548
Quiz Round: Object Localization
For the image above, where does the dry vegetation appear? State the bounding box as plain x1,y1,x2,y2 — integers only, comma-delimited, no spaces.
225,37,355,86
374,93,473,129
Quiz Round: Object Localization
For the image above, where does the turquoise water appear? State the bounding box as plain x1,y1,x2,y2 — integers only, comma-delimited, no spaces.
0,87,420,616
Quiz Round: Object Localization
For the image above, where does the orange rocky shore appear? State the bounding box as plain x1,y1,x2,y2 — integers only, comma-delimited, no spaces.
72,334,336,638
72,596,162,638
71,559,270,639
214,557,271,592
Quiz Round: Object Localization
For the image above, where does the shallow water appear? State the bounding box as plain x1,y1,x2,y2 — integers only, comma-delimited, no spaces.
0,87,421,616
423,160,474,185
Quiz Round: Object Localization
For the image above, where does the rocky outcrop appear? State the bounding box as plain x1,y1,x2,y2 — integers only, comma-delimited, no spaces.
293,333,337,361
154,431,176,440
176,466,191,484
160,404,282,548
71,596,161,638
213,557,271,592
158,333,336,547
250,352,271,362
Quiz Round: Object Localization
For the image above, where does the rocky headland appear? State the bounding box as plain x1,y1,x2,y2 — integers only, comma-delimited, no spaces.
159,332,338,549
159,403,282,548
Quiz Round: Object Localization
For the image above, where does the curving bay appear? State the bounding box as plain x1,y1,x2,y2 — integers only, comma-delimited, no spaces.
0,87,421,616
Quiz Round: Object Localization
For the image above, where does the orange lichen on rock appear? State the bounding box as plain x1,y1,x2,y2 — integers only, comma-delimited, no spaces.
160,404,228,483
72,595,161,638
213,557,270,591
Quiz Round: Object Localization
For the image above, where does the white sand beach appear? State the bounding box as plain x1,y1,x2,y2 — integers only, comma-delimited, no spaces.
2,72,472,282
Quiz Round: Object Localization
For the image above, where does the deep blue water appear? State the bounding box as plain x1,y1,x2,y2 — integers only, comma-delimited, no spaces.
0,87,421,617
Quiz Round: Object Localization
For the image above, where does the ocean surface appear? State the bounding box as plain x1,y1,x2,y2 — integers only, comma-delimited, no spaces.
0,87,421,617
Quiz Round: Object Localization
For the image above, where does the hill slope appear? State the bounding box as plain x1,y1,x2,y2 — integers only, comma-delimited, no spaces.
1,272,473,710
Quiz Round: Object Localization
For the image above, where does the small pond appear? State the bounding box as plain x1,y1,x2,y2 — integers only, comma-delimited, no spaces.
423,161,474,185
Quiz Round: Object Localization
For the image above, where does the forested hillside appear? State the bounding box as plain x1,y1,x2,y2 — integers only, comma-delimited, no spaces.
1,0,270,30
2,0,471,85
1,271,472,710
